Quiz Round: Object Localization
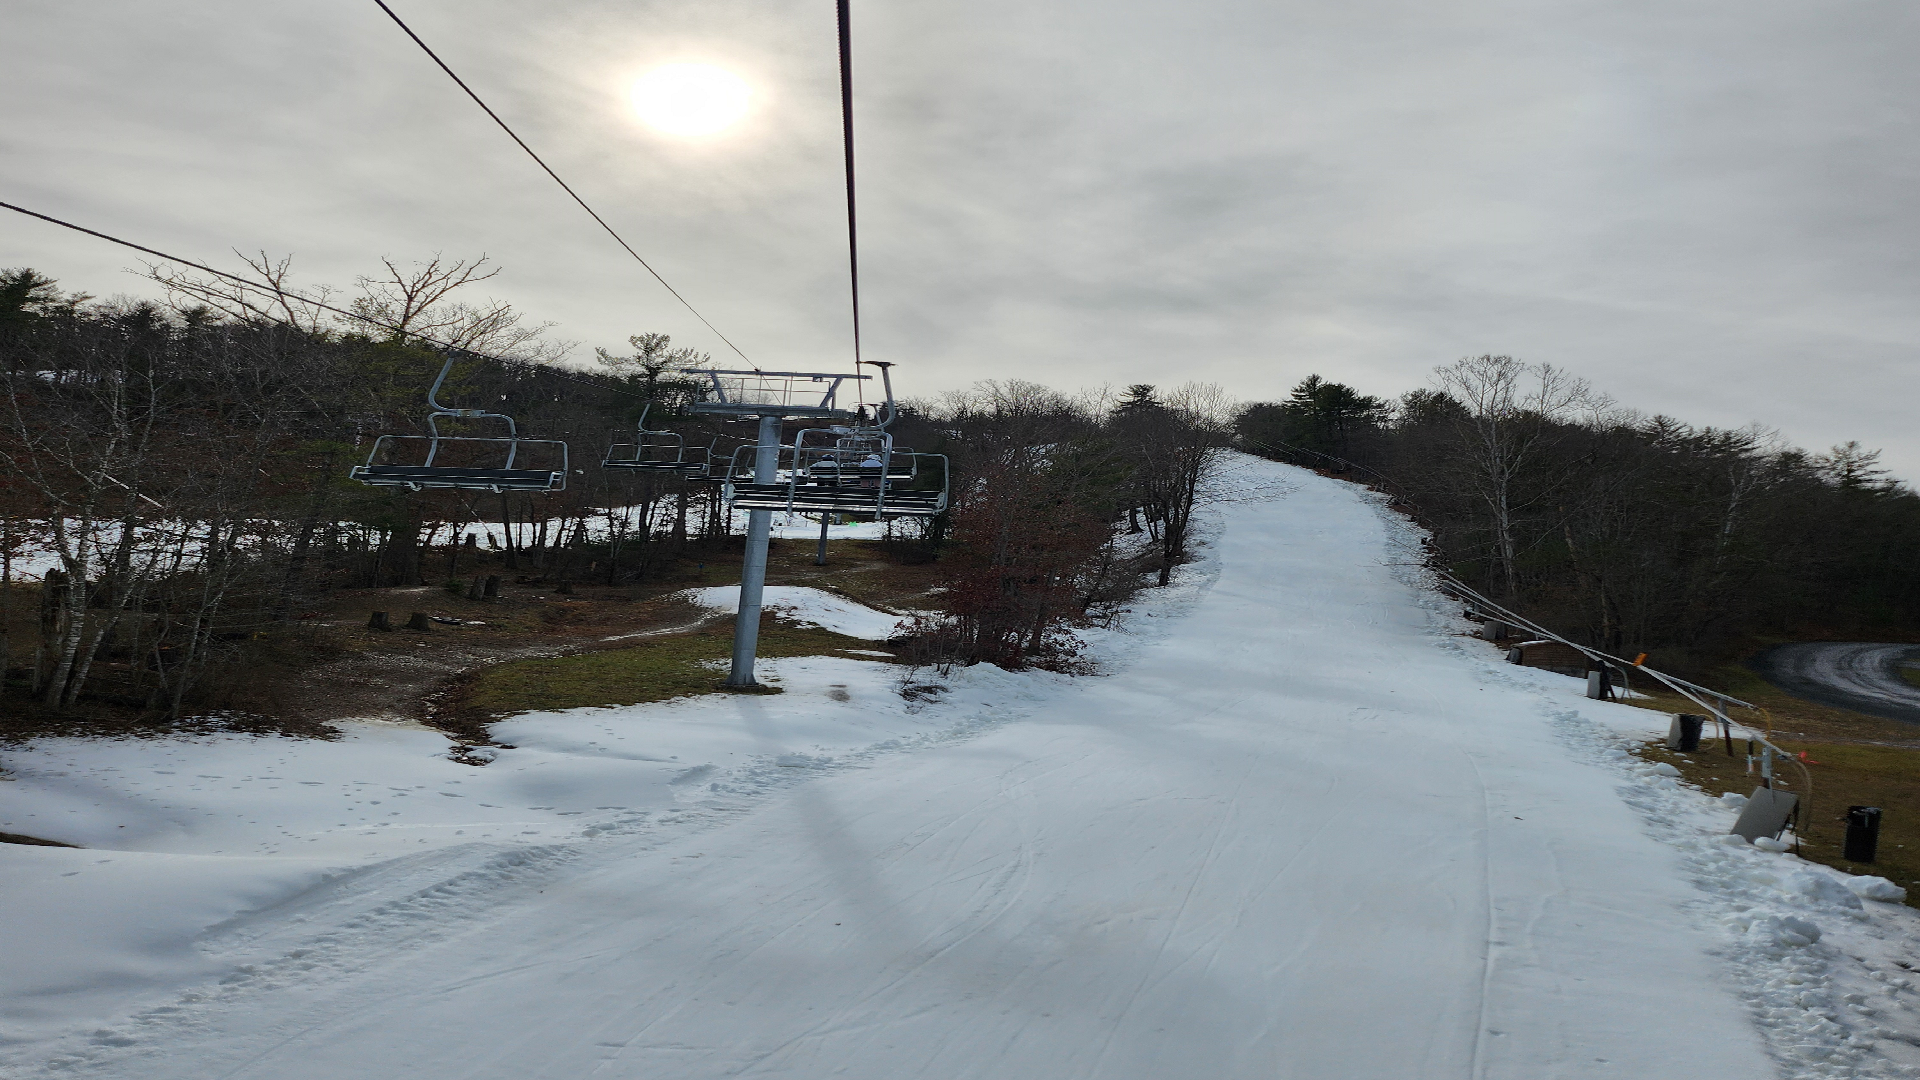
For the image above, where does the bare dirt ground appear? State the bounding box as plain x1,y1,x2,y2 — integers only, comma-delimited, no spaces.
0,537,947,751
270,537,944,736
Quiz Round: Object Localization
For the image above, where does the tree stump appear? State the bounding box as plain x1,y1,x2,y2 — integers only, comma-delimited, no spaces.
405,612,433,632
483,575,501,600
556,580,574,595
367,611,393,632
466,576,485,601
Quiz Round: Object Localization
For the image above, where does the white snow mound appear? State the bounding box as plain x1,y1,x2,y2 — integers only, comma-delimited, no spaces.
682,585,904,641
1845,875,1909,903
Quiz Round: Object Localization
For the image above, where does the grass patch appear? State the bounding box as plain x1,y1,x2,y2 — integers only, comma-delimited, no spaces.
1621,663,1920,745
1636,737,1920,907
462,615,897,717
1617,660,1920,906
1900,664,1920,690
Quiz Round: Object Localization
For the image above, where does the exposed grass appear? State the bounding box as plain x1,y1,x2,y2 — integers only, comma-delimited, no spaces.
1622,664,1920,746
1900,664,1920,690
461,615,899,718
1637,738,1920,907
1615,660,1920,907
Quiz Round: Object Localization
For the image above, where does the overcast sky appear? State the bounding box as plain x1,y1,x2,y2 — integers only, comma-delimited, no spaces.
4,0,1916,475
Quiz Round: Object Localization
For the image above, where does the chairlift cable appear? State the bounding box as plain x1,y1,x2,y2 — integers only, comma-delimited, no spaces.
0,198,640,400
836,0,863,378
371,0,759,370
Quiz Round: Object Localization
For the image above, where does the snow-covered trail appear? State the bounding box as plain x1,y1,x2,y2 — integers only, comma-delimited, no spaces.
45,460,1784,1079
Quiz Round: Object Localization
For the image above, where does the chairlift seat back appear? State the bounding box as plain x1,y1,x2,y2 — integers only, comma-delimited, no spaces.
602,451,708,473
727,481,946,517
348,355,569,493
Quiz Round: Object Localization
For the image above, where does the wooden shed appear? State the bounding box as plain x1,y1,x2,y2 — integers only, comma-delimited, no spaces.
1506,639,1591,678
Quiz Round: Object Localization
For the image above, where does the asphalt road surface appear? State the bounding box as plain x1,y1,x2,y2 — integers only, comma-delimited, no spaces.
1749,642,1920,723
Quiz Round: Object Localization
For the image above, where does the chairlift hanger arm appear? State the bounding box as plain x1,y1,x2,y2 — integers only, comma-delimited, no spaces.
860,360,896,429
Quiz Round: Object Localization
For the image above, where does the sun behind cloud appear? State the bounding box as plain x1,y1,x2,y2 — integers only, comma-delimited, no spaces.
628,63,753,137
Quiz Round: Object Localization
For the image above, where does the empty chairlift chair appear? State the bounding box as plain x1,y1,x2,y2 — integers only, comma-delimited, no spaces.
712,366,949,518
602,404,711,477
348,354,568,492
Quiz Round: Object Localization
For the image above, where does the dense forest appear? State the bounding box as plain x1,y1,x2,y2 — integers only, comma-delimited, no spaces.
1236,356,1920,674
0,262,1227,721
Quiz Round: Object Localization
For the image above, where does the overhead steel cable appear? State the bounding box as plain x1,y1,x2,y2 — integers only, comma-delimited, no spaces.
836,0,863,370
371,0,758,369
0,198,641,400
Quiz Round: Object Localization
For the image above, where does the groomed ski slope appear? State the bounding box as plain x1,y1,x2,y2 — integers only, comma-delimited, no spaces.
8,456,1919,1078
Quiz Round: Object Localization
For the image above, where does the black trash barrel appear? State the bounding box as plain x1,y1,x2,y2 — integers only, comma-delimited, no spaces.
1844,806,1883,863
1667,714,1705,752
1678,714,1704,751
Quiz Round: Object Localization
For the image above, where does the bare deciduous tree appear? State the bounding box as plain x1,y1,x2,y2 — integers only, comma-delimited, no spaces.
1432,354,1599,598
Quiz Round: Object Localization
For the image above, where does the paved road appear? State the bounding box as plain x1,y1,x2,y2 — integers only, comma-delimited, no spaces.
1750,642,1920,723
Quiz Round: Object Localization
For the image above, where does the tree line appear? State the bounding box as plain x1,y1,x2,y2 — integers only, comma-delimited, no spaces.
894,381,1232,672
1236,355,1920,674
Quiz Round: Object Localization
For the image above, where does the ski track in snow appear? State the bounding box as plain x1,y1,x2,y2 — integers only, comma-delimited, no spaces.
3,455,1918,1078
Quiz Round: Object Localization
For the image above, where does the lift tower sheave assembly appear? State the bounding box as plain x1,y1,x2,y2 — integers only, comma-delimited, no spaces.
684,369,869,688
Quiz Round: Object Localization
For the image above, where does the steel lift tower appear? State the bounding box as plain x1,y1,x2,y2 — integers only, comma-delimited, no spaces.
684,368,870,688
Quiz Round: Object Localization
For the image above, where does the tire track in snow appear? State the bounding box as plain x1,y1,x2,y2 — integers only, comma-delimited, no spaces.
1456,745,1498,1080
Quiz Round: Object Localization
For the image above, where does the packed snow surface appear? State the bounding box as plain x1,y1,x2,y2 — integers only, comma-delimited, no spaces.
4,456,1919,1079
682,584,907,640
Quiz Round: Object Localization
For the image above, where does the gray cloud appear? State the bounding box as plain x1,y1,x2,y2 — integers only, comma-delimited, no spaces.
3,0,1915,473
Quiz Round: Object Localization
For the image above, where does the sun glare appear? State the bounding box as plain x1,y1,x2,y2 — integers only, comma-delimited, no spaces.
629,64,753,137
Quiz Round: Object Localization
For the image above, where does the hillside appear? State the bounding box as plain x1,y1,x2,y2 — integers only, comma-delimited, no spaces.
3,456,1917,1078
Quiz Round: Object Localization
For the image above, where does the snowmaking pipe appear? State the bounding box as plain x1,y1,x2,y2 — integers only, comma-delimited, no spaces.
1435,572,1814,819
1242,444,1817,823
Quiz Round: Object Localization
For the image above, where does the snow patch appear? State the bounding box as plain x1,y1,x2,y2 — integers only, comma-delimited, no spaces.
680,585,905,641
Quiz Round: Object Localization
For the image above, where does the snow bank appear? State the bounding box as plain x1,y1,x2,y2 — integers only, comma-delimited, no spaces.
0,846,335,1041
681,585,905,640
0,647,1028,1054
764,512,890,540
1501,682,1920,1077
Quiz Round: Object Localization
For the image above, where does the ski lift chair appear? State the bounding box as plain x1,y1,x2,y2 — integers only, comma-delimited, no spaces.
724,442,949,518
792,427,919,480
602,404,709,475
349,355,567,493
680,435,736,484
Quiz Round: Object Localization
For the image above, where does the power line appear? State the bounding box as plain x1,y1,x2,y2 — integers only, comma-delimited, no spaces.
0,198,641,400
371,0,758,369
